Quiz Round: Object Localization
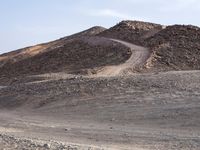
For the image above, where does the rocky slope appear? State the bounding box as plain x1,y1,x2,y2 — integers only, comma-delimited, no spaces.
0,27,131,77
1,20,200,78
0,26,106,69
144,25,200,71
99,20,200,72
0,38,130,77
1,20,200,150
99,20,164,45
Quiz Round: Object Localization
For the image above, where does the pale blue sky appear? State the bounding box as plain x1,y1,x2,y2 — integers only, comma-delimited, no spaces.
0,0,200,54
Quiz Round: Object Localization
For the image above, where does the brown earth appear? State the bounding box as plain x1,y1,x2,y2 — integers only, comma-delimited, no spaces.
144,25,200,71
0,37,131,77
99,20,200,72
1,20,200,79
99,20,164,45
1,20,200,150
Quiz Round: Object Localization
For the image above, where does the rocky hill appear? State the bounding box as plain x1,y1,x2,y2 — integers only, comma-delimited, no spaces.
100,20,200,72
144,25,200,71
1,21,200,150
0,27,130,78
0,20,200,79
99,20,164,45
0,26,106,68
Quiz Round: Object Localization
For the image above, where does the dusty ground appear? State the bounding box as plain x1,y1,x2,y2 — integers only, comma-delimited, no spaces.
1,20,200,150
0,70,200,150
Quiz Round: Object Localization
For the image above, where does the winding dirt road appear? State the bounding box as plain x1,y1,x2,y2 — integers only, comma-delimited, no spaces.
96,39,150,76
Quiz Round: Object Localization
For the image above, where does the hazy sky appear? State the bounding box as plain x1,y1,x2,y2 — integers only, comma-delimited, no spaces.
0,0,200,54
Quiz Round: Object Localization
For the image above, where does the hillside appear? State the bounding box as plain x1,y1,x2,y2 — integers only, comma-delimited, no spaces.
99,20,164,45
0,26,106,67
0,27,131,78
144,25,200,71
1,21,200,79
1,21,200,150
99,20,200,72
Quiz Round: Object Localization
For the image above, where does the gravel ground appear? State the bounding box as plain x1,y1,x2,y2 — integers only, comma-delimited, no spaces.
0,70,200,150
0,134,103,150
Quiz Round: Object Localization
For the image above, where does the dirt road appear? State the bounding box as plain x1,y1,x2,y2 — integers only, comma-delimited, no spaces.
96,39,150,76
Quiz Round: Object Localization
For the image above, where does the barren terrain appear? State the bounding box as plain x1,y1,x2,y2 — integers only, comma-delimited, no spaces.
1,71,200,150
94,39,150,76
0,20,200,150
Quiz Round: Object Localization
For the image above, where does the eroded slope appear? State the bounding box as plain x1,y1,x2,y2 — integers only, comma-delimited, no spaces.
144,25,200,71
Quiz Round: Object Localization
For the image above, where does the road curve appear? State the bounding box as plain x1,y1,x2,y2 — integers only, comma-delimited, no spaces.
96,39,150,76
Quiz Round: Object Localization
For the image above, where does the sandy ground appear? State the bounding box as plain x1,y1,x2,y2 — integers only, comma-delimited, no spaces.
0,70,200,149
